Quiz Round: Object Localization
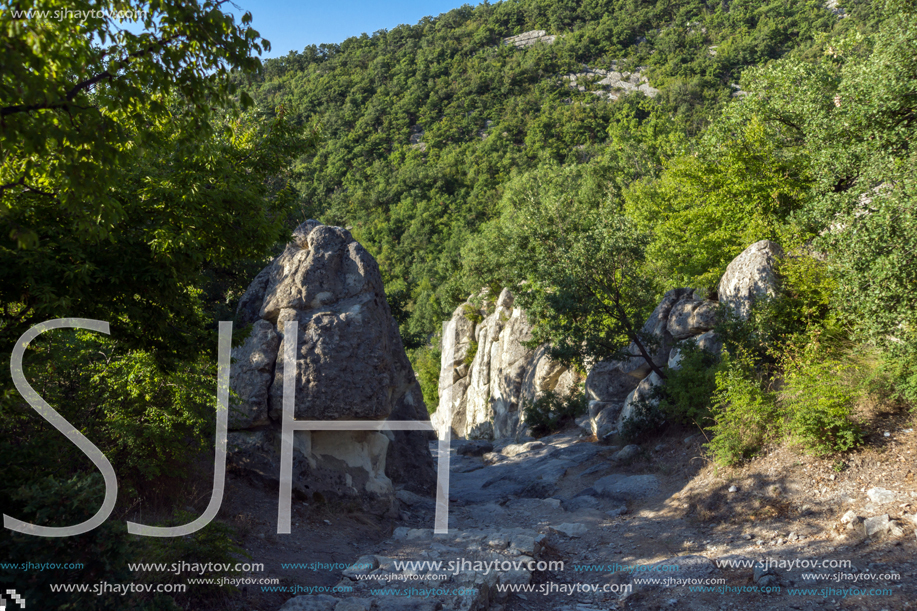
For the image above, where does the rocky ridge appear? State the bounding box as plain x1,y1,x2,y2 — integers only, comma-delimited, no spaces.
585,239,783,440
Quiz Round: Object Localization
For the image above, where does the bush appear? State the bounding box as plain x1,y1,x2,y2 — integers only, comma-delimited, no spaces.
780,341,863,456
409,343,441,413
463,340,479,367
657,339,722,426
619,398,667,444
139,512,248,608
522,390,587,437
0,475,181,611
706,350,779,466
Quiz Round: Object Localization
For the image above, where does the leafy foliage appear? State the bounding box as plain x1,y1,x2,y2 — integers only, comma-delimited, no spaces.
1,4,305,607
657,338,722,426
780,341,864,456
706,349,779,465
409,343,442,413
619,397,667,444
0,474,180,611
522,389,587,437
242,0,855,343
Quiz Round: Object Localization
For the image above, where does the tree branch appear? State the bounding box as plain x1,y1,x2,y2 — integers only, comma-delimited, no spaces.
1,33,184,118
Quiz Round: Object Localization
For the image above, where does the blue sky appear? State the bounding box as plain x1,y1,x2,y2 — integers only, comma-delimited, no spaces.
224,0,477,58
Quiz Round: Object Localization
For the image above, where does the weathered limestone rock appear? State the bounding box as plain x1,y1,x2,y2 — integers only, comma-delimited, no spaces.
227,221,435,513
618,288,692,379
591,404,622,439
666,292,717,339
667,330,723,372
503,30,557,47
229,320,280,429
585,360,639,404
617,372,663,431
433,288,582,441
564,64,660,100
262,226,404,421
717,240,783,320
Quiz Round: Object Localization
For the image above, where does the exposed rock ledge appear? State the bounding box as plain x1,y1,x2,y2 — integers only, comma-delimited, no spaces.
431,288,583,441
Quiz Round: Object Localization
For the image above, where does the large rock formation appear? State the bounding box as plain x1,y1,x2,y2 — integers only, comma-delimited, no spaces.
586,241,783,437
227,222,435,514
431,289,582,441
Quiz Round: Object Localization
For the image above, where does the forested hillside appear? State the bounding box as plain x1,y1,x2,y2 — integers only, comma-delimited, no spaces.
240,0,881,347
243,0,916,463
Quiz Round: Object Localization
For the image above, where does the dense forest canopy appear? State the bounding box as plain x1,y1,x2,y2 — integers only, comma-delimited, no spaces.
240,0,883,347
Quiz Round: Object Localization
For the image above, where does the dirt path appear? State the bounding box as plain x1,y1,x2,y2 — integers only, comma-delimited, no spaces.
218,420,917,611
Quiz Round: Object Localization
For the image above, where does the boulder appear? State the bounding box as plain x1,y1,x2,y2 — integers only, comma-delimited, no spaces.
585,360,639,404
617,372,663,432
229,320,280,429
618,288,692,379
263,227,406,422
666,293,718,339
718,240,783,320
667,330,723,372
591,404,621,439
227,221,435,512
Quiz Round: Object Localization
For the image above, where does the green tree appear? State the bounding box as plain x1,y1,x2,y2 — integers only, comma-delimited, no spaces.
624,116,810,290
0,0,307,358
465,162,662,374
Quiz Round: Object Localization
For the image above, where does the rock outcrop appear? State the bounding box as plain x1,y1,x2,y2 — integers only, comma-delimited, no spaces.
717,240,783,321
432,289,582,441
227,221,435,514
503,30,557,47
586,241,782,437
564,64,660,100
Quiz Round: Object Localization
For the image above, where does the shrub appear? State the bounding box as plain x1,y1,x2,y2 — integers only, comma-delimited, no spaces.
0,475,181,611
522,390,587,437
780,341,863,456
619,397,666,443
463,339,479,367
139,512,249,608
657,339,721,426
409,343,441,413
706,350,779,466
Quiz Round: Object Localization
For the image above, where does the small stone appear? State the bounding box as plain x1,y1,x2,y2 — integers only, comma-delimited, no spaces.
611,445,640,461
867,487,897,505
654,443,668,452
550,523,589,538
487,534,509,549
728,485,738,493
753,563,775,583
684,435,697,445
864,514,890,537
840,510,859,524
